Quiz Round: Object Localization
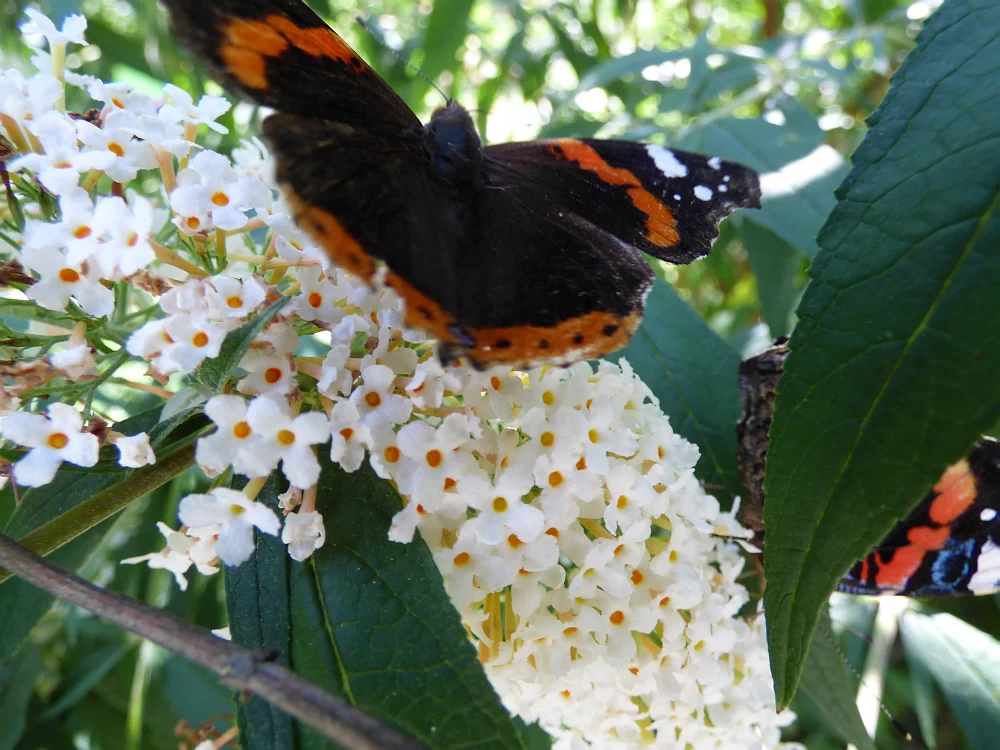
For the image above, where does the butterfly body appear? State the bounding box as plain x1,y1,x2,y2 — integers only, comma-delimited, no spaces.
162,0,761,368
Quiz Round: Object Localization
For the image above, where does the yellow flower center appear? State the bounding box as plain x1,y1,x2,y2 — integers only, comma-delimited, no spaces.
108,142,125,157
211,191,230,206
277,429,295,446
230,504,245,516
492,496,508,513
227,295,244,308
540,431,554,447
233,421,251,439
588,429,599,444
542,390,555,406
47,432,69,450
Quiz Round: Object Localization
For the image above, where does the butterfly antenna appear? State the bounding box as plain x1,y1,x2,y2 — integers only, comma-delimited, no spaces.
354,16,450,105
819,609,916,745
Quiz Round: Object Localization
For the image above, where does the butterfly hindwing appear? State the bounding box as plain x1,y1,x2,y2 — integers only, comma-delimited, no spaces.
160,0,419,129
485,139,761,264
839,438,1000,597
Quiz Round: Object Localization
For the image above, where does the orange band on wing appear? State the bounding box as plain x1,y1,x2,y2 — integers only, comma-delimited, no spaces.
874,525,951,588
285,192,377,281
547,139,679,248
383,271,458,342
929,458,977,525
220,14,365,90
466,310,643,368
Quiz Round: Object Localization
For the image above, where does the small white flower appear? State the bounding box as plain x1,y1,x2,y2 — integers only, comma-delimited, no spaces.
10,114,114,194
206,274,267,319
21,246,114,317
114,432,155,468
292,267,341,324
92,195,158,277
282,510,326,561
171,150,251,231
196,395,273,478
21,10,88,49
178,487,280,566
120,522,217,590
350,365,411,425
0,403,99,487
462,466,544,546
76,110,156,184
237,351,296,397
317,344,354,398
328,400,369,472
160,83,231,134
160,315,228,373
50,342,98,379
246,397,329,489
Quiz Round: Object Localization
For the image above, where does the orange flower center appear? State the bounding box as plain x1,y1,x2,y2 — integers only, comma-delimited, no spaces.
507,534,523,548
549,471,564,488
425,449,442,468
453,552,470,566
47,432,69,450
384,446,400,463
211,191,230,206
108,142,125,157
264,367,283,384
308,291,323,308
339,427,354,441
233,421,251,439
609,611,625,626
365,391,382,408
277,429,295,446
58,267,80,283
127,232,139,247
443,477,456,491
227,295,244,308
192,332,209,348
490,376,501,390
617,495,629,509
186,216,201,230
73,226,92,239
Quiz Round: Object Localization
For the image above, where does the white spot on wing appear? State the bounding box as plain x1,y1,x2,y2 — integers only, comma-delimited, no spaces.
694,185,713,201
982,508,998,522
673,194,681,200
708,156,722,170
968,539,1000,593
645,145,688,178
718,185,728,193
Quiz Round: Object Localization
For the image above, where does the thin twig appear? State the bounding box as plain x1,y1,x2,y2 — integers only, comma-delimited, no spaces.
0,533,424,750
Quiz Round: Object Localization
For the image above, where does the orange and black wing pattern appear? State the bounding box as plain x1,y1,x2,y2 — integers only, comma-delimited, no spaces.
159,0,419,130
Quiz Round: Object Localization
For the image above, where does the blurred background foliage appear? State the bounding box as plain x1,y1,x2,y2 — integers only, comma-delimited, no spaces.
6,2,998,750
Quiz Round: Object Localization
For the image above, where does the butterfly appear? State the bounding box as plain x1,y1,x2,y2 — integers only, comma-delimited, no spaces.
738,340,1000,597
161,0,761,369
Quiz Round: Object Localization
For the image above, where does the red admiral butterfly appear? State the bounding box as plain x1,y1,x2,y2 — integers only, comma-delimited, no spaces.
738,341,1000,597
160,0,761,369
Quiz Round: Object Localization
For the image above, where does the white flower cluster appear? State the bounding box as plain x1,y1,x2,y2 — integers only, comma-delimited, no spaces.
0,13,792,747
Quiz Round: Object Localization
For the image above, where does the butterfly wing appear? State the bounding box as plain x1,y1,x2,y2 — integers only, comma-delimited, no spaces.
484,139,761,264
160,0,420,129
838,438,1000,597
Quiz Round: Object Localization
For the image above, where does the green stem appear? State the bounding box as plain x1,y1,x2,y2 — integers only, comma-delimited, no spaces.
0,443,196,586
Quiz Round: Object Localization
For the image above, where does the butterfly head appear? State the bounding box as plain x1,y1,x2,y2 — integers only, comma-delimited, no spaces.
426,101,482,179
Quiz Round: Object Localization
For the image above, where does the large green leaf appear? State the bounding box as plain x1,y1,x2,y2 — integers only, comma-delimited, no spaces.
763,0,1000,706
793,614,876,750
0,642,42,750
612,279,742,494
290,454,526,750
225,472,297,750
678,106,847,258
900,612,1000,750
740,219,803,338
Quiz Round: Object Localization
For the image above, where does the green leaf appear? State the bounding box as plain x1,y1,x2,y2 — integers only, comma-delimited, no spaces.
763,0,1000,707
290,454,524,749
224,472,297,750
905,631,939,749
900,612,1000,750
792,615,876,750
574,48,690,92
678,111,847,258
612,280,742,494
0,642,42,750
740,220,803,338
195,296,290,393
38,640,133,720
407,0,476,106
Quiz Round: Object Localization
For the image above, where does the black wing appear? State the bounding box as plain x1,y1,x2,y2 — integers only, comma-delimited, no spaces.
484,138,761,264
160,0,420,131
